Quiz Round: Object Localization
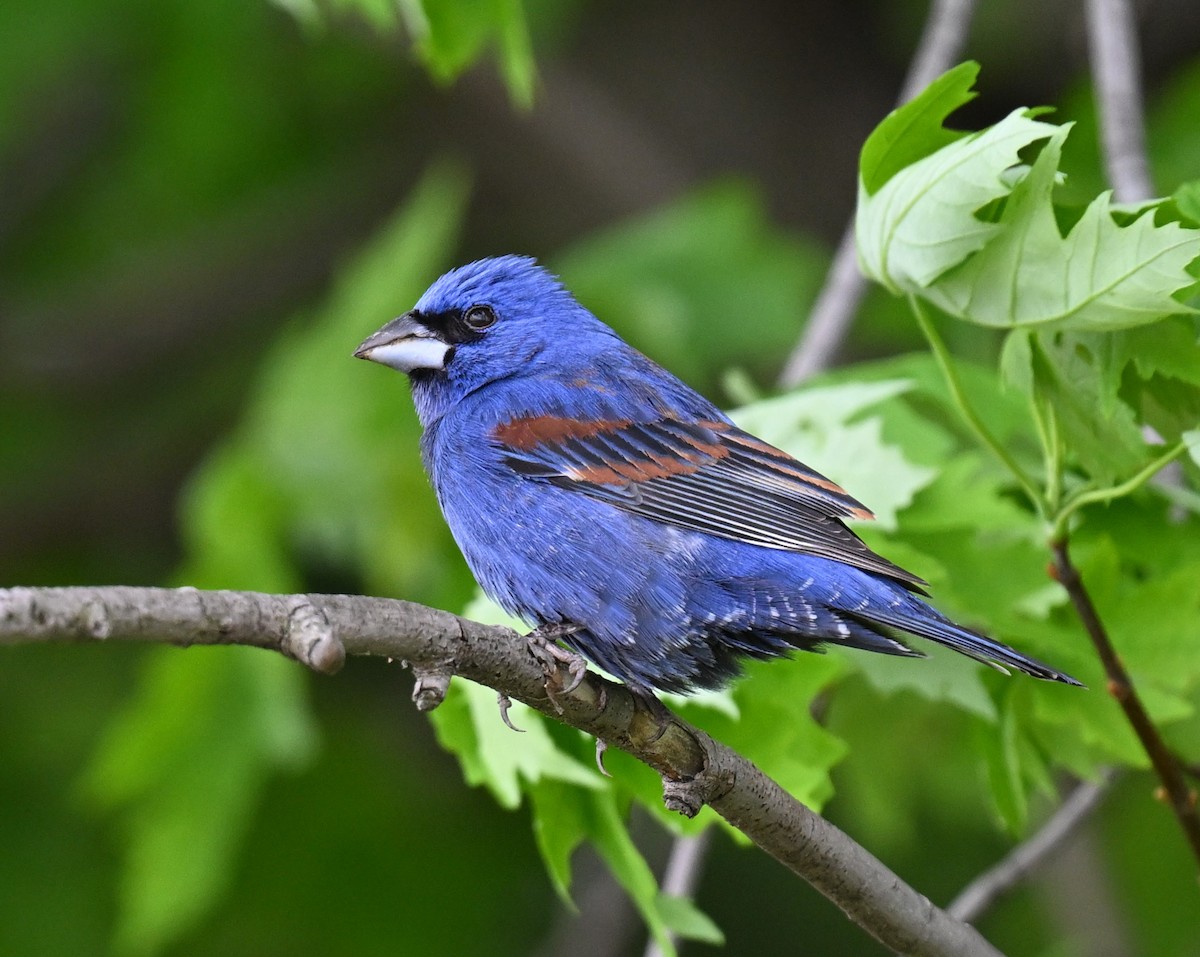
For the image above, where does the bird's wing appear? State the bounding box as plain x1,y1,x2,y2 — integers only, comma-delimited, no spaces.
492,413,927,590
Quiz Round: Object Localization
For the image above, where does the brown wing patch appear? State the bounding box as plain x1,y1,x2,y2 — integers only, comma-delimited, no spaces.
493,415,631,451
495,415,732,486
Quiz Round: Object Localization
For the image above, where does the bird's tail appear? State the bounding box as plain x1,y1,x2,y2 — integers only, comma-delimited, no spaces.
851,606,1084,687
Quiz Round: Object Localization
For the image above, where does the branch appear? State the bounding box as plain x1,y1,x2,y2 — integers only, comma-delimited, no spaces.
0,585,1001,957
1084,0,1155,203
777,0,978,387
947,772,1116,923
643,831,713,957
1049,543,1200,867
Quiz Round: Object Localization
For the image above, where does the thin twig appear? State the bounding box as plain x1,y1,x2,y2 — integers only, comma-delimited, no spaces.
1049,542,1200,867
778,0,978,386
898,0,981,104
777,228,865,386
947,772,1116,923
0,584,1003,957
1084,0,1155,203
643,831,714,957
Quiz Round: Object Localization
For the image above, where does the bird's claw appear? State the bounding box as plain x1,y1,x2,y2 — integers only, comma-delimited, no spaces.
525,623,588,710
594,737,612,777
496,691,524,732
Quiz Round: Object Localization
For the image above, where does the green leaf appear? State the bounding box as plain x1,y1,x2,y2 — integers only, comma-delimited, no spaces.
1081,539,1200,705
1118,316,1200,386
1112,317,1200,442
1030,332,1149,484
857,107,1059,292
1186,428,1200,467
999,329,1035,394
430,594,602,808
846,642,998,722
83,650,317,957
411,0,537,107
588,791,677,955
334,0,403,30
530,782,697,954
527,779,592,903
980,694,1030,832
899,452,1031,535
494,0,536,108
433,680,601,810
859,61,979,196
272,0,537,107
704,654,848,814
267,0,324,28
1172,178,1200,226
655,892,725,945
921,128,1200,331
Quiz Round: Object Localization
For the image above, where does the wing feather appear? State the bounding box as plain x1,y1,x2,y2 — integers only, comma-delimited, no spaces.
492,414,926,590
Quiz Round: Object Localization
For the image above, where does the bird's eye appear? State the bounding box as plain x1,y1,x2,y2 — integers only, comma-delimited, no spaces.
463,305,497,331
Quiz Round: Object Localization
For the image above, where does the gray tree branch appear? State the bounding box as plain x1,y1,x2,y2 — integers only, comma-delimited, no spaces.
0,584,1001,957
947,772,1116,923
643,831,713,957
1085,0,1155,203
777,0,978,387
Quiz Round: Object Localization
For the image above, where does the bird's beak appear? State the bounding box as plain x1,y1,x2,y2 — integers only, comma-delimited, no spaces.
353,312,450,373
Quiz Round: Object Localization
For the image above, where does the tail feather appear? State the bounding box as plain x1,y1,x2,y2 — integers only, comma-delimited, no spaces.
848,607,1084,687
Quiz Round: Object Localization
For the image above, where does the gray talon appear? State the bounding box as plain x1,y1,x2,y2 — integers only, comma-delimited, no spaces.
496,691,524,732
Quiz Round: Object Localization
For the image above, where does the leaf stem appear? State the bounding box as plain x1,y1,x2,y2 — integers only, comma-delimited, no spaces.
1049,539,1200,869
1030,396,1063,514
909,295,1046,515
1053,440,1187,538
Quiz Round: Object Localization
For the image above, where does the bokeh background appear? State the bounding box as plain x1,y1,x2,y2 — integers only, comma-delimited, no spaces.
3,1,1200,955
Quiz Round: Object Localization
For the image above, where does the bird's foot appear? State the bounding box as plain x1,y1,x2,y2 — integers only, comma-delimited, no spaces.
525,622,588,711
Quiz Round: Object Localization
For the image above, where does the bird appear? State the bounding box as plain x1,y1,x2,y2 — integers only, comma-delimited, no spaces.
354,255,1081,696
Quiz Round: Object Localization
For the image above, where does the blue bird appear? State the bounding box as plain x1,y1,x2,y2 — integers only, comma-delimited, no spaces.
355,255,1081,695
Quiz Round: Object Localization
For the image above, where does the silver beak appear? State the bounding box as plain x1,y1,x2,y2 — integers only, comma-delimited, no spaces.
353,312,451,373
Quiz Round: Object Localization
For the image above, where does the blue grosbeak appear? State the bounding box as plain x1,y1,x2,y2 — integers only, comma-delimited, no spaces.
355,255,1080,694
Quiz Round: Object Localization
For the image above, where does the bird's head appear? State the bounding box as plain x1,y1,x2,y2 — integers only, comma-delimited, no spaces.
354,255,617,420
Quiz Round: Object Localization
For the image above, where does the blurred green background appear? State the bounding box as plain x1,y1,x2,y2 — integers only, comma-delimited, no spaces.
3,1,1200,955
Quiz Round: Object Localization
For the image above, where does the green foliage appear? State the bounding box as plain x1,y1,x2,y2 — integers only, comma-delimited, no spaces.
860,65,1200,542
83,649,316,956
859,64,1200,333
858,65,1061,293
84,163,471,956
272,0,539,106
856,65,1200,828
555,180,828,394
